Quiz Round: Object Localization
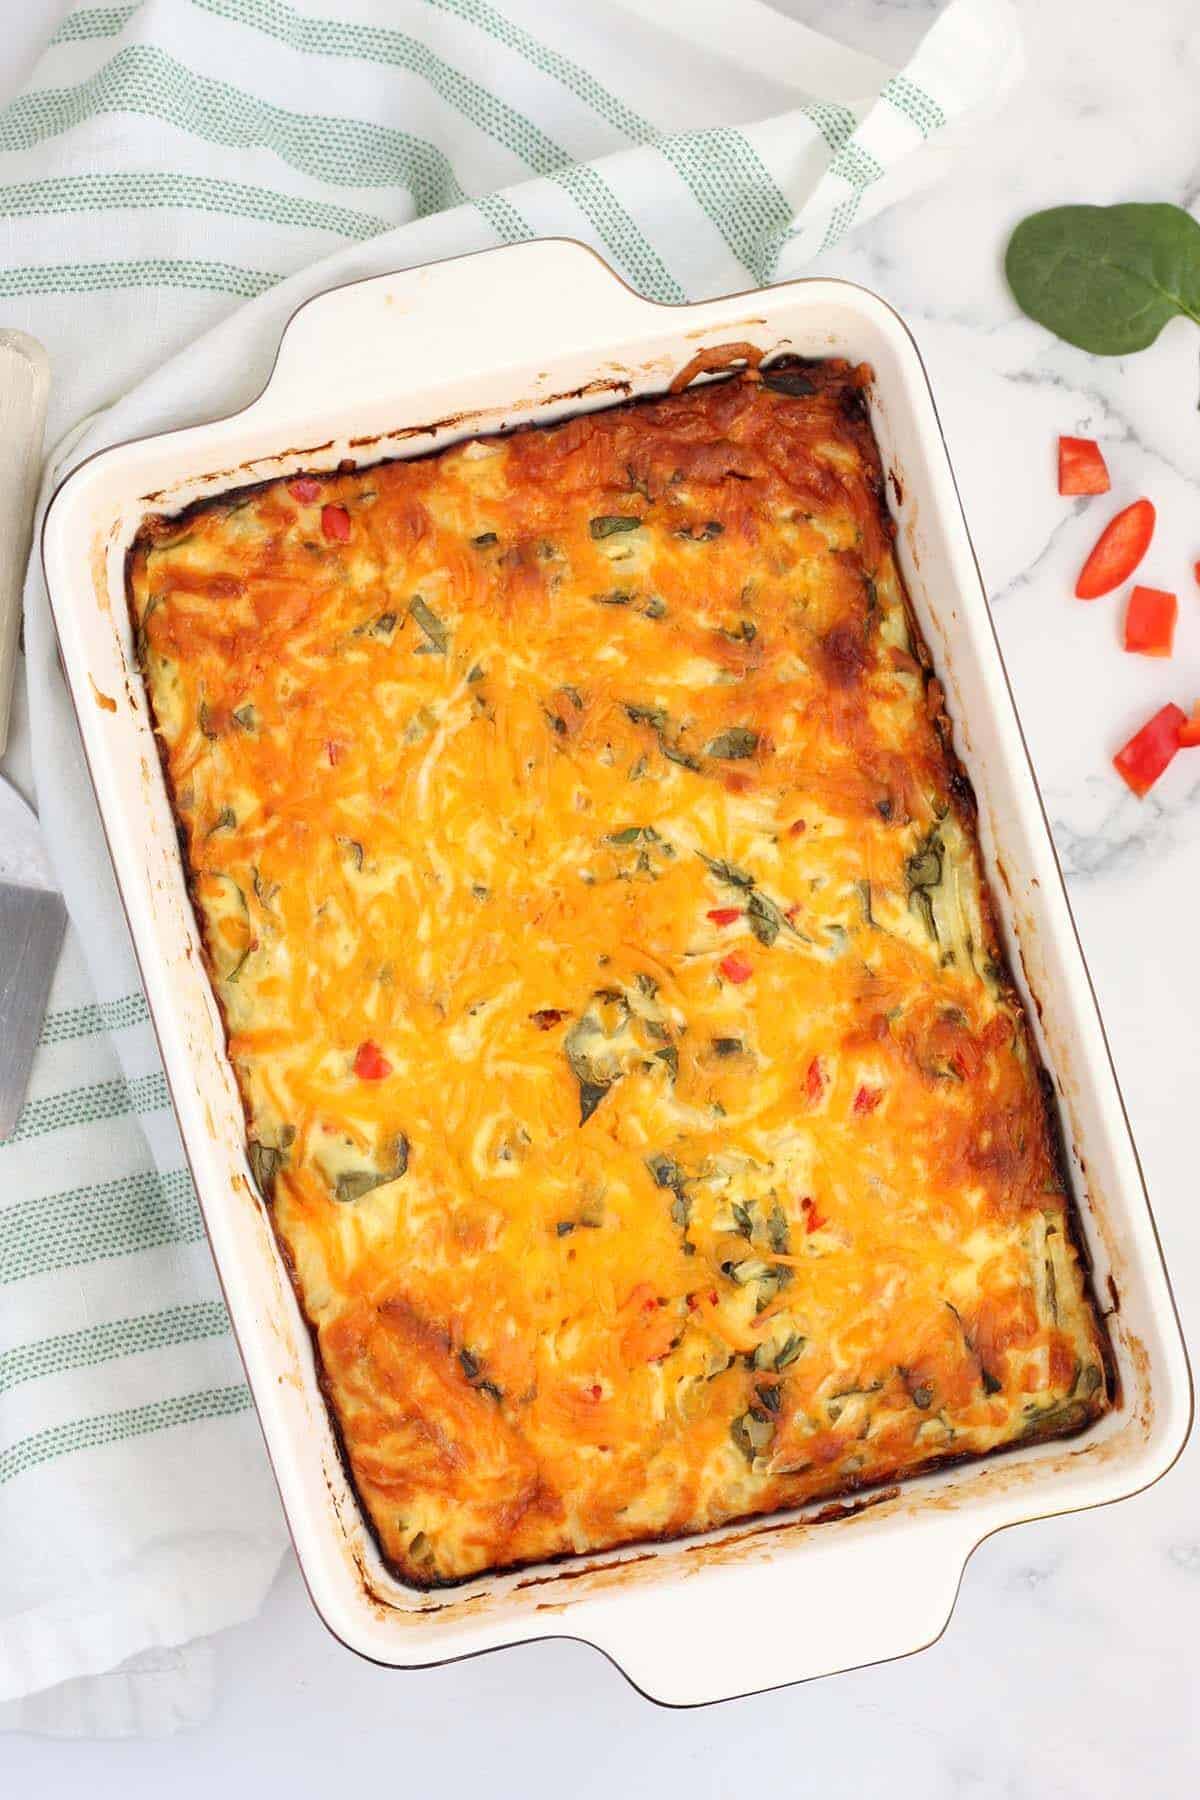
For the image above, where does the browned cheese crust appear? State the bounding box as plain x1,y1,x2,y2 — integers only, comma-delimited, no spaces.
128,356,1110,1586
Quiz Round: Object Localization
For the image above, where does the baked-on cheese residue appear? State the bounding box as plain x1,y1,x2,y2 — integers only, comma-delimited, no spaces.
129,356,1110,1586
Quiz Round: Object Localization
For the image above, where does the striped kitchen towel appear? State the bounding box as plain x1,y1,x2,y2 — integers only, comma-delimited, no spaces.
0,0,1021,1735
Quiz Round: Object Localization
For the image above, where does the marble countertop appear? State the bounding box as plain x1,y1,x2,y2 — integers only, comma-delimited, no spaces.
6,0,1198,1792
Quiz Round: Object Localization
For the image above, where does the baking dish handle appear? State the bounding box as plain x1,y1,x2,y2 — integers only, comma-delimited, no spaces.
267,239,667,412
576,1513,980,1705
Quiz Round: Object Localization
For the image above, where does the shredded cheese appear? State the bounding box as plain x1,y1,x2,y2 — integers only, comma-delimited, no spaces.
130,360,1109,1587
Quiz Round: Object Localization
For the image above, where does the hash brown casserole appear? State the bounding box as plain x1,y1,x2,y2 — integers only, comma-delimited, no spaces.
129,355,1110,1585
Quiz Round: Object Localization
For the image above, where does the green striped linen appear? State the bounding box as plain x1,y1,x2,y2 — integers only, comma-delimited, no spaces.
0,0,1020,1733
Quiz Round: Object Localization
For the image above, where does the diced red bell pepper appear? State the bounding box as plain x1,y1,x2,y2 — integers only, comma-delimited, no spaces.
719,952,753,984
1112,703,1186,798
805,1057,825,1103
322,503,351,542
1193,560,1200,588
1075,498,1155,599
853,1084,881,1115
707,907,742,925
1179,704,1200,749
353,1039,392,1080
1123,585,1177,657
530,1008,566,1029
1058,436,1110,496
288,477,322,502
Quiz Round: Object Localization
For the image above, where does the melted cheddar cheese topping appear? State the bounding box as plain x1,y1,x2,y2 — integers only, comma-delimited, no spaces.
130,359,1109,1586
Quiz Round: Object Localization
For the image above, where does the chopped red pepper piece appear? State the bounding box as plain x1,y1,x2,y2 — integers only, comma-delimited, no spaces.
853,1084,881,1115
530,1008,566,1029
719,952,753,984
288,477,322,502
326,740,342,765
1194,561,1200,588
707,906,742,925
1179,703,1200,748
1057,436,1110,496
322,503,351,542
788,818,807,835
1113,703,1186,798
801,1197,827,1234
1075,498,1155,599
352,1040,392,1080
1124,585,1177,657
805,1057,825,1102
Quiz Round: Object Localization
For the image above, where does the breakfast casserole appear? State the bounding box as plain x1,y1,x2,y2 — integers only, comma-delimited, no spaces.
128,353,1110,1586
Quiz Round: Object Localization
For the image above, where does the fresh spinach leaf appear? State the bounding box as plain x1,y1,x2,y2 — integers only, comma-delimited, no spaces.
1005,203,1200,355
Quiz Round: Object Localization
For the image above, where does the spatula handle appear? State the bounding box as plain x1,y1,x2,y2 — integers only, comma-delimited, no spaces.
0,330,51,757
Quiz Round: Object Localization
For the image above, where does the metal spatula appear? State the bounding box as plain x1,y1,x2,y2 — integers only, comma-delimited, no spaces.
0,329,65,1140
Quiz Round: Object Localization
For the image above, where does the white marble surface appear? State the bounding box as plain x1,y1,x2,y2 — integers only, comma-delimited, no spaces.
4,0,1199,1791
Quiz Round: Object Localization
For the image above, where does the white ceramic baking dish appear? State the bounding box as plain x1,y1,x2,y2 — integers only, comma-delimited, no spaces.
42,241,1191,1706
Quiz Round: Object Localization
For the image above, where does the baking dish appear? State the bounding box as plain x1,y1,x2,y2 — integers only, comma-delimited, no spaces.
42,240,1191,1704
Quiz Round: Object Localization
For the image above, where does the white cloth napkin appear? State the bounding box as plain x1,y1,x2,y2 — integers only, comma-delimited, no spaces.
0,0,1021,1735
